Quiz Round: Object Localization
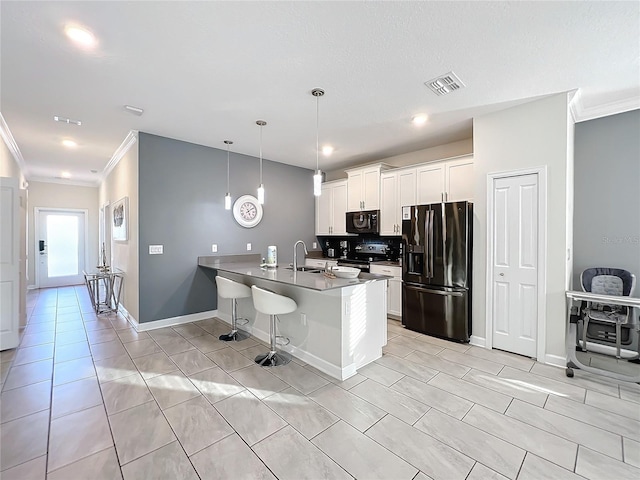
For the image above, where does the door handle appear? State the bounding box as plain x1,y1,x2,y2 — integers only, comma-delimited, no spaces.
408,285,464,297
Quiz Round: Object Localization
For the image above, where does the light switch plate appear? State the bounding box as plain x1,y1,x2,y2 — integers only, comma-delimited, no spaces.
246,243,252,251
312,242,317,249
149,245,163,255
211,244,218,253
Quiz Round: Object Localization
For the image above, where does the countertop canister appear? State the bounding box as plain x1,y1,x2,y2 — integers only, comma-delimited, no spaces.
266,245,277,267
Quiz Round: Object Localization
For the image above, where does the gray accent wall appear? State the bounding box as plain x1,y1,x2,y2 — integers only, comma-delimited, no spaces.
138,132,317,323
573,109,640,296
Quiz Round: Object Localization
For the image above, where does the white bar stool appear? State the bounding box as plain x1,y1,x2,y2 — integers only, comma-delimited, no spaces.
251,285,297,366
215,276,251,342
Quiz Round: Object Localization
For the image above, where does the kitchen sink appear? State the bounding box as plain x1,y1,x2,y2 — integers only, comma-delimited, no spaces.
285,266,323,273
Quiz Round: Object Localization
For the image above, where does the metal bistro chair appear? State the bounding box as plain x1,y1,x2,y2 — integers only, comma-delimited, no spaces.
251,285,296,367
579,267,637,359
215,276,251,342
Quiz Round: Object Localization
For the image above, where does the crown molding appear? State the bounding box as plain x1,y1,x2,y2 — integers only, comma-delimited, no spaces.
101,130,138,182
28,176,98,188
571,92,640,123
0,112,29,177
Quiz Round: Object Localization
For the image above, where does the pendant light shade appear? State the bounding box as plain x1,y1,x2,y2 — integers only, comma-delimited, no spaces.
311,88,325,196
256,120,266,204
224,140,233,210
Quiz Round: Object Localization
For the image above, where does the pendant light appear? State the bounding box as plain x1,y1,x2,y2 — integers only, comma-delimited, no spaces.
256,120,266,204
223,140,233,210
311,88,325,196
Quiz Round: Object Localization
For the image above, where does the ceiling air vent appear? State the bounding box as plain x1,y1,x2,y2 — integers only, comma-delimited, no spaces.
424,71,465,96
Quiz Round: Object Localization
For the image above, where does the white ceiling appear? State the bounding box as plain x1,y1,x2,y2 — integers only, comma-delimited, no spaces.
2,1,639,186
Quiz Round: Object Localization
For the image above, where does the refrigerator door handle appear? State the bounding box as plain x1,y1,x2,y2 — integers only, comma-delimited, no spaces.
429,209,434,278
406,285,464,297
424,208,430,278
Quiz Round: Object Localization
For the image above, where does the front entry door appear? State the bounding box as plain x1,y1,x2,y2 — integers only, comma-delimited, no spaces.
492,173,539,357
37,209,86,287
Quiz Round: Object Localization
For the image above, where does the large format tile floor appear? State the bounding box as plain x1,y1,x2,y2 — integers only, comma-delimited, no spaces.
1,286,639,479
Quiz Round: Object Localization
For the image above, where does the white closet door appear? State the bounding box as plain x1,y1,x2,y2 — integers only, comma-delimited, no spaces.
492,173,539,357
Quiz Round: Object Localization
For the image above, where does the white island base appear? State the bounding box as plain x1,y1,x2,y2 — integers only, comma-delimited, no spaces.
216,271,388,381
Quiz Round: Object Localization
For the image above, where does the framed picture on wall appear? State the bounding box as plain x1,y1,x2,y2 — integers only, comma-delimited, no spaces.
112,196,128,242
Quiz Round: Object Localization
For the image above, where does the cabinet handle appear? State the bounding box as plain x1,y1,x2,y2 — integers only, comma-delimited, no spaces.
445,192,448,201
441,192,444,202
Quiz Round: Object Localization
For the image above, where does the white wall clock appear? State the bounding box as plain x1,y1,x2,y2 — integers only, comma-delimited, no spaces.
232,195,263,228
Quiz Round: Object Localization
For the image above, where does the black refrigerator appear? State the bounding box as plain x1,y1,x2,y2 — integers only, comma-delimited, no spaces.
401,201,472,342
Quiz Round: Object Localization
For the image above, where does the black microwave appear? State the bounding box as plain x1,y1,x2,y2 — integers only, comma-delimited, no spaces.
346,210,379,234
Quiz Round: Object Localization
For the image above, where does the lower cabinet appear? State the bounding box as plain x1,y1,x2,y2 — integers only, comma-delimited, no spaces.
370,264,402,318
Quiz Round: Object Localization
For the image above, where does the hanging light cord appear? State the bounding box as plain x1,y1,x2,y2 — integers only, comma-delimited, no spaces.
316,93,320,172
259,123,263,183
226,142,230,192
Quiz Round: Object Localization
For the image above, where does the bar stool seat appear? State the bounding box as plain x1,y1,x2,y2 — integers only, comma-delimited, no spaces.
216,276,251,342
251,285,297,366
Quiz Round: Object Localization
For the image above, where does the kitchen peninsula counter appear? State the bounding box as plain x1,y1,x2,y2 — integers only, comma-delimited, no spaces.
198,255,389,380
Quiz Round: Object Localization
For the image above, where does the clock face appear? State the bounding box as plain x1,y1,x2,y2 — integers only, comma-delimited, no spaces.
232,195,263,228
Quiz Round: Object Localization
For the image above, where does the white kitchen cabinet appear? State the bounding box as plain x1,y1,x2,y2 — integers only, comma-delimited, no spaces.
416,156,473,204
346,164,388,211
305,258,338,269
380,168,416,236
315,180,348,235
445,157,474,201
370,264,402,317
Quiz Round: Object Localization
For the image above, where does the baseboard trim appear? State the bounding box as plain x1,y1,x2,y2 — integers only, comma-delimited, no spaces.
223,312,357,381
470,335,486,348
128,309,219,332
544,354,566,368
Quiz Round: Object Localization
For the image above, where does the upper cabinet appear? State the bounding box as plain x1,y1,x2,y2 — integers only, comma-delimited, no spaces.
316,180,348,235
380,168,416,236
346,164,388,211
417,156,474,204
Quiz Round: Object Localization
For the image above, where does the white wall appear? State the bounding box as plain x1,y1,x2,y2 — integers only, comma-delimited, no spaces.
325,138,472,181
27,181,99,288
99,133,139,322
473,93,573,361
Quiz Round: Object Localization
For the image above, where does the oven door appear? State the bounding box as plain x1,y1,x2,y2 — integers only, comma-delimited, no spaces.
337,260,370,273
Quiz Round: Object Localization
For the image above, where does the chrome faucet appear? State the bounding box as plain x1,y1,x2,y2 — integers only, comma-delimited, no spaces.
293,240,308,272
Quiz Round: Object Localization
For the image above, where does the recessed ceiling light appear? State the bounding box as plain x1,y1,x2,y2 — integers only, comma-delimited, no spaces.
64,25,96,48
62,139,77,148
322,145,334,156
412,114,428,126
60,171,72,178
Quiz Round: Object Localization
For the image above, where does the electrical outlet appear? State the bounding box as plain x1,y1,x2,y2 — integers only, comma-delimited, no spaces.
211,244,218,253
149,245,163,255
301,313,307,326
312,242,317,249
246,243,252,251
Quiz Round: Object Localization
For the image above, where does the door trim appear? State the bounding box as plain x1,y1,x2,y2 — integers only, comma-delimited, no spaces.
34,207,90,289
485,166,547,361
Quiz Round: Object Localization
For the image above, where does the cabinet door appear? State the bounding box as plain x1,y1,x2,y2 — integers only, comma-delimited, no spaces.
445,158,474,201
315,184,332,235
388,278,402,317
347,170,363,211
362,167,381,210
331,181,348,235
379,173,398,236
397,168,416,207
416,163,445,204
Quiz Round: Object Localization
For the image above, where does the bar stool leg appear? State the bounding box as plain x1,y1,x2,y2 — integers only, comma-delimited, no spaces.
219,299,249,342
255,314,291,366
